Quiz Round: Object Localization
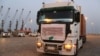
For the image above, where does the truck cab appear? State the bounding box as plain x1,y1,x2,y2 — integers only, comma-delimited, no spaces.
36,1,86,56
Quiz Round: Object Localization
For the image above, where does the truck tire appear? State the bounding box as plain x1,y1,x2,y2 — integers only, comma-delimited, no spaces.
83,36,86,44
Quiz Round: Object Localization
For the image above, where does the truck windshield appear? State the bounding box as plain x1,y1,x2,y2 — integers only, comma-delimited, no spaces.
39,10,73,23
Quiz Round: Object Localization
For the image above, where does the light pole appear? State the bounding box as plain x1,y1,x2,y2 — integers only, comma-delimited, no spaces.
85,16,88,34
30,19,33,23
85,16,88,21
91,22,94,34
24,19,33,30
28,19,33,32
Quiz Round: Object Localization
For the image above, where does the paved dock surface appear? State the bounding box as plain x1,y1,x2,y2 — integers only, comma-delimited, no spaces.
0,35,100,56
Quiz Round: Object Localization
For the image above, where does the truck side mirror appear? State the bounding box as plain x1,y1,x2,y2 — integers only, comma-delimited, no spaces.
37,11,44,25
37,11,41,25
75,12,80,22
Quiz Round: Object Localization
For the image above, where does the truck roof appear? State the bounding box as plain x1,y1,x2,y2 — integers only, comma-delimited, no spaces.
42,2,81,12
43,2,74,8
40,6,75,12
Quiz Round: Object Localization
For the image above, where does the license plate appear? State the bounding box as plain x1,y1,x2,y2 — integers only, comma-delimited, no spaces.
47,46,55,50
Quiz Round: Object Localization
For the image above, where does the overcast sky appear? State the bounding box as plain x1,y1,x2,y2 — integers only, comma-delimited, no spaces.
0,0,100,34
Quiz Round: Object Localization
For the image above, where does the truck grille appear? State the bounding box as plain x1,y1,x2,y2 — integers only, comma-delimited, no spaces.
44,44,62,54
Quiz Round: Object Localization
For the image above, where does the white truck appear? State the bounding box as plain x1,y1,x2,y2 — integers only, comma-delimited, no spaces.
36,1,86,56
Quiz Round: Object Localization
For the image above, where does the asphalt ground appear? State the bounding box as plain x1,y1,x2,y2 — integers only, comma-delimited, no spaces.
0,34,100,56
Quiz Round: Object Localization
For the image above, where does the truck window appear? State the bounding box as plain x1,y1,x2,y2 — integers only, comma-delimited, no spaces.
75,12,80,22
38,10,74,23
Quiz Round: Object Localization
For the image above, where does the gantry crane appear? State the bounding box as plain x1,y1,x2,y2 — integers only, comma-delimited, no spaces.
21,11,31,30
1,7,10,32
15,8,24,31
0,6,3,33
8,9,18,32
0,5,3,16
3,8,10,20
25,11,31,23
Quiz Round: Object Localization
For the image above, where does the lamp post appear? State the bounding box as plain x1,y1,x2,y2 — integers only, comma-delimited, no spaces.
91,22,94,34
30,19,33,23
24,19,33,30
85,16,88,21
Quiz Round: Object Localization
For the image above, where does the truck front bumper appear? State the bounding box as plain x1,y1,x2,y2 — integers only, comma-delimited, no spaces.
36,45,76,56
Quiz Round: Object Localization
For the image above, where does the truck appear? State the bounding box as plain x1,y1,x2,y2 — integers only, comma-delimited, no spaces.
36,1,86,56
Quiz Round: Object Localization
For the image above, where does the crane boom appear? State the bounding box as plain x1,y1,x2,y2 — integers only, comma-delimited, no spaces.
12,10,18,20
3,8,10,20
25,11,31,21
15,9,24,31
23,11,31,28
18,8,24,20
0,6,3,15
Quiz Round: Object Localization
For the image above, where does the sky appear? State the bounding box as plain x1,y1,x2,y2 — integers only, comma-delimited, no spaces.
0,0,100,34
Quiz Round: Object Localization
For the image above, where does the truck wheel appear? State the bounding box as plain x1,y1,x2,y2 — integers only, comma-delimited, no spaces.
83,36,86,44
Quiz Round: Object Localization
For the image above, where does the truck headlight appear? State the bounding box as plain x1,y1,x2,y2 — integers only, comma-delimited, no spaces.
64,40,72,51
44,18,52,23
36,42,42,48
64,44,72,51
3,34,5,36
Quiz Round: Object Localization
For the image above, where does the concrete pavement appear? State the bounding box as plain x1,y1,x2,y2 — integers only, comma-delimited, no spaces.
0,35,100,56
